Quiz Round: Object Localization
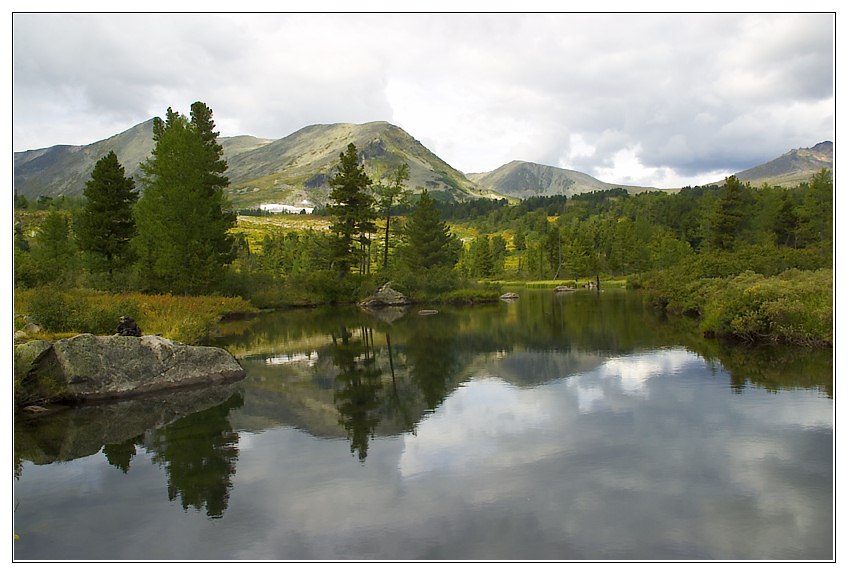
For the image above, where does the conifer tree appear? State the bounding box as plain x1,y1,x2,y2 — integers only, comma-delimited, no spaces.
76,151,138,279
709,175,749,251
399,191,460,271
327,143,375,276
795,169,833,249
30,210,77,286
134,103,235,294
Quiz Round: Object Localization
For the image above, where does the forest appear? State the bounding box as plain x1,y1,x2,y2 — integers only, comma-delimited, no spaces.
13,102,834,347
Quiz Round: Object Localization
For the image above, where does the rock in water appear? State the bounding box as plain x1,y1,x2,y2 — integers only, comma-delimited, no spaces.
360,282,412,307
15,334,245,407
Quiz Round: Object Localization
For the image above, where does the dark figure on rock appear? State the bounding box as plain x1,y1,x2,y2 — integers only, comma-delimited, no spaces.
116,316,142,337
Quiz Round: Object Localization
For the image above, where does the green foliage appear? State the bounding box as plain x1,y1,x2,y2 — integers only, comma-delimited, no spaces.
134,103,235,294
327,143,376,275
76,151,138,278
709,176,751,250
398,190,460,272
374,163,411,268
16,210,80,288
698,269,832,345
23,288,139,334
795,168,833,249
464,235,494,277
389,265,462,300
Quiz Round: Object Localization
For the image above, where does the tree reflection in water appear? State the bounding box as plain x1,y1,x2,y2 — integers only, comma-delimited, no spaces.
331,325,384,462
103,434,145,473
146,393,244,519
328,314,466,462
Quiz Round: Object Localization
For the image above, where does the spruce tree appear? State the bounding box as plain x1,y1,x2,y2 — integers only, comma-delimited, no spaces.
399,191,460,271
327,143,375,276
76,151,138,279
709,175,749,251
134,103,235,294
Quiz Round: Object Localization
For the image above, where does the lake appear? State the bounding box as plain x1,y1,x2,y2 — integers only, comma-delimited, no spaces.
13,288,834,560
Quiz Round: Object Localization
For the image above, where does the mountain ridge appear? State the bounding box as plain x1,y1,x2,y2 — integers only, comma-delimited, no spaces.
13,119,833,205
467,159,656,199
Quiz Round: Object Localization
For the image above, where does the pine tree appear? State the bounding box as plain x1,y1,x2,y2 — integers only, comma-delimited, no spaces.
709,175,749,251
76,151,138,279
795,169,833,249
399,190,460,272
327,143,375,276
134,103,235,294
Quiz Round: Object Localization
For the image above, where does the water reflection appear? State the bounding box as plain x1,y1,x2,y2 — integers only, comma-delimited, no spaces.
15,384,243,519
330,326,384,462
325,316,466,460
215,290,832,462
147,393,243,518
13,290,833,559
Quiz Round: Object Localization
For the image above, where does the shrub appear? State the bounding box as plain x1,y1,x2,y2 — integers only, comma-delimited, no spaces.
699,269,832,345
25,288,77,332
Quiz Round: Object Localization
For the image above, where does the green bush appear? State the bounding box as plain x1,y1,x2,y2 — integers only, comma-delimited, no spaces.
26,288,77,332
699,269,832,345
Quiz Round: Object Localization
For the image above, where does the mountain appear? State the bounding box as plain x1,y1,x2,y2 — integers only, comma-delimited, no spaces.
466,160,656,199
726,141,833,188
13,120,496,207
14,119,157,201
14,118,833,206
223,121,495,208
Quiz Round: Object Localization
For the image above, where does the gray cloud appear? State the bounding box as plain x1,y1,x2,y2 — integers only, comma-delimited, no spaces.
12,12,834,188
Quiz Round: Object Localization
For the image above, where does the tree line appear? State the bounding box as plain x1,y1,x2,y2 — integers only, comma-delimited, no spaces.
14,104,463,304
437,171,832,282
13,98,833,312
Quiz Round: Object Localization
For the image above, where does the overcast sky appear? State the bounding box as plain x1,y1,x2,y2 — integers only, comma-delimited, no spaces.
11,10,835,188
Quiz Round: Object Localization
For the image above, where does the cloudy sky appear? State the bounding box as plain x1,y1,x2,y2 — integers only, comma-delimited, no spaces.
11,10,835,188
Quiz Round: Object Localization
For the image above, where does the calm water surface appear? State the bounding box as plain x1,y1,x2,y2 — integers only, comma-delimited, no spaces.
13,289,833,560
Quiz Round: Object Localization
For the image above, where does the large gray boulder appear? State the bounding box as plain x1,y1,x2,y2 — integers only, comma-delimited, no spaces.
15,334,245,407
359,282,412,308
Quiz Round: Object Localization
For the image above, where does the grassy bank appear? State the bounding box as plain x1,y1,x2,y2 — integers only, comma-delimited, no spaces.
633,267,832,347
14,289,258,345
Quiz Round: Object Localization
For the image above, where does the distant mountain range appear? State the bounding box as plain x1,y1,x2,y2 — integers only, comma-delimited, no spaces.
13,119,833,207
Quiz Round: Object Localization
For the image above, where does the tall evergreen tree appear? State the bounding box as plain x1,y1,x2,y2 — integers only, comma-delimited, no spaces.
795,169,833,249
327,143,375,276
709,175,749,251
134,103,235,294
76,151,138,278
399,190,460,272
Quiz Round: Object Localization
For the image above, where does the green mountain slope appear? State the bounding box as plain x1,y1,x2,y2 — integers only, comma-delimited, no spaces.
224,121,497,208
13,120,496,207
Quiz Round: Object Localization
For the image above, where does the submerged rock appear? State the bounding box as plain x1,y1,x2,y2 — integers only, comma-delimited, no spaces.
500,292,520,300
15,334,245,407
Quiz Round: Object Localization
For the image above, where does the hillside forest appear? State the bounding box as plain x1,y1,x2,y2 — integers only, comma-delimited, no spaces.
13,103,834,347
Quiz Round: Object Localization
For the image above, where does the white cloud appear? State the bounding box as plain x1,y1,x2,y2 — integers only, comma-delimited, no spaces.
11,12,834,188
